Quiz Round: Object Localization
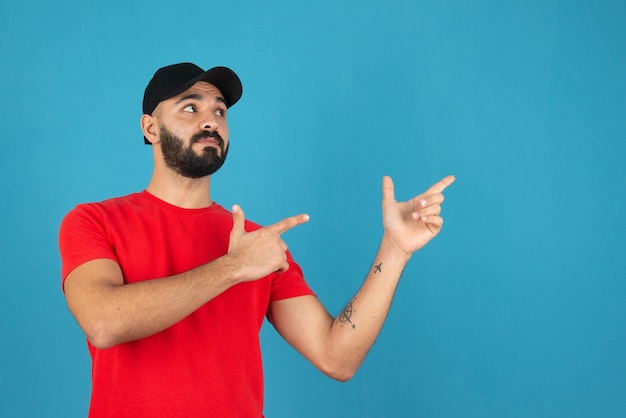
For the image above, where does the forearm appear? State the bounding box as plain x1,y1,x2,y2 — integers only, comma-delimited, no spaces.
325,235,411,379
65,256,243,349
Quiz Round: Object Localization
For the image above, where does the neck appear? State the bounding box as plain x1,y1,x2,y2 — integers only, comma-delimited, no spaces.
146,170,213,209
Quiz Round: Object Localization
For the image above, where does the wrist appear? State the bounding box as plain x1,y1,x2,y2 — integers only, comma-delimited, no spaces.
206,254,244,287
380,234,412,265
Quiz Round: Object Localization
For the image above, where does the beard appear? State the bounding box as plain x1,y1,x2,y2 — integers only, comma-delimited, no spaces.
159,125,229,178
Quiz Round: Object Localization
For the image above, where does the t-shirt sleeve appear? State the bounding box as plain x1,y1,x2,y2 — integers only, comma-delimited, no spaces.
269,251,316,302
58,203,119,289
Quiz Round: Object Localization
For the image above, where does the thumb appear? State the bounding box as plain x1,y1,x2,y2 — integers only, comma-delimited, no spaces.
382,175,396,205
230,204,246,240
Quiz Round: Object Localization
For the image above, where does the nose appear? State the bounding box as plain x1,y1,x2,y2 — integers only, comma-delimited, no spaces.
199,112,219,132
201,121,216,131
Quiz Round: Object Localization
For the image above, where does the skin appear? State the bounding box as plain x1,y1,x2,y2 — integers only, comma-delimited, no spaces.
63,81,455,382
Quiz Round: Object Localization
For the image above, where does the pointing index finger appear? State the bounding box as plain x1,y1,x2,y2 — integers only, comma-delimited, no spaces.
266,214,310,235
425,175,456,194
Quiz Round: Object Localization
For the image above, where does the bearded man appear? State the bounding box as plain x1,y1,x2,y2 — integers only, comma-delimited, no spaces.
59,62,455,418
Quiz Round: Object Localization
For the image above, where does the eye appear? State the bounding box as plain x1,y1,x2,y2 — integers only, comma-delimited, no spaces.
183,104,196,113
215,108,227,117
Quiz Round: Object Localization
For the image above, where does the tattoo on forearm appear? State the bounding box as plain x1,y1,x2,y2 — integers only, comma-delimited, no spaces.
374,262,382,274
336,298,356,329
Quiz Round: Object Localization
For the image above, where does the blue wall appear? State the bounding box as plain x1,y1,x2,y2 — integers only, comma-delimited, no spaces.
1,0,625,416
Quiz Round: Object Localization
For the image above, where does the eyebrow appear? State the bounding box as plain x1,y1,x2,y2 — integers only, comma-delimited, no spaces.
175,93,227,105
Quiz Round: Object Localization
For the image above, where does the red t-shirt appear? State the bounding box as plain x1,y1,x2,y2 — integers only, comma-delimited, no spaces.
59,191,315,417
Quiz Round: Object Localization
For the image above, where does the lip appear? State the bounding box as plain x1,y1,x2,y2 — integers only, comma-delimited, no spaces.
195,138,219,146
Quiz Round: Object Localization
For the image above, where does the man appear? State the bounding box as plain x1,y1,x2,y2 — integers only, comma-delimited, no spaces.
59,62,455,417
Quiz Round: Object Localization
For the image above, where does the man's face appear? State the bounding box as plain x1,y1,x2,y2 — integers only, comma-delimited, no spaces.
153,82,230,178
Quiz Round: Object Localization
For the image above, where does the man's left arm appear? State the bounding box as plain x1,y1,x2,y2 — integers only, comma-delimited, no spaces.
269,175,455,381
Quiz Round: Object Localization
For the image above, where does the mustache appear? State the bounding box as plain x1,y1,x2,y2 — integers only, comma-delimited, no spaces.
191,130,224,148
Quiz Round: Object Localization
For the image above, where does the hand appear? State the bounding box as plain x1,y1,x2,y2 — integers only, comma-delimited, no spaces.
381,175,455,256
227,205,310,282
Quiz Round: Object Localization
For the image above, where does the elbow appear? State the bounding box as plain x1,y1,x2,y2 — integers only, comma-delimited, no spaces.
318,361,358,382
82,319,122,350
88,335,117,350
313,346,366,382
328,369,356,383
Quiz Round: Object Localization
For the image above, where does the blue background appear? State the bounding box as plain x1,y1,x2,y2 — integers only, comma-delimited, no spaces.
1,0,625,417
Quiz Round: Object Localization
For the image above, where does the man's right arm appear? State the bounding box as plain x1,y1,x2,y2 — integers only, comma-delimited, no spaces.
64,256,240,349
63,205,309,349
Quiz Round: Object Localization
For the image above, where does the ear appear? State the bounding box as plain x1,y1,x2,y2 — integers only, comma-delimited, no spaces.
140,114,159,144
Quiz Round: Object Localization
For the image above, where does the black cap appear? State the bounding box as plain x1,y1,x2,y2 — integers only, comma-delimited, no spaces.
142,63,243,144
